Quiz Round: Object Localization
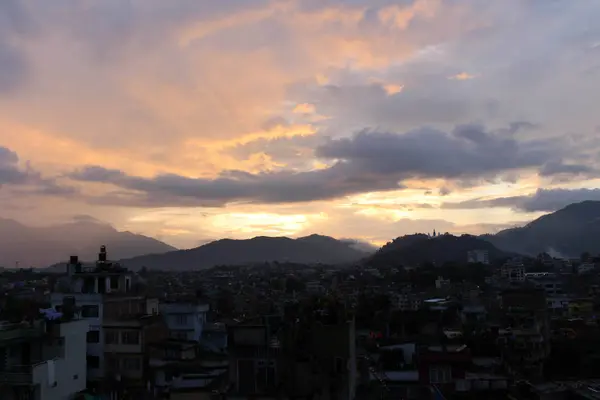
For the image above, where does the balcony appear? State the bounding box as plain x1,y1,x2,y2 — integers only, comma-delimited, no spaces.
0,365,34,385
0,321,45,343
0,359,59,386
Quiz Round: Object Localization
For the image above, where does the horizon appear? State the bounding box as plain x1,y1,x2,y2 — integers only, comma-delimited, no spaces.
2,1,600,249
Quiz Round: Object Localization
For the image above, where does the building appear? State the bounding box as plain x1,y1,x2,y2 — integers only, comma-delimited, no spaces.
435,276,451,289
226,316,281,397
500,289,550,380
226,303,357,399
467,250,490,265
50,246,164,395
161,301,209,342
500,260,525,283
0,318,88,400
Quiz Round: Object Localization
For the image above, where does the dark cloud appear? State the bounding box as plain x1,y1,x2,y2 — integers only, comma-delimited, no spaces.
539,161,595,177
442,188,600,213
438,187,451,196
69,162,406,206
316,123,560,181
0,146,77,197
66,122,579,206
0,147,34,184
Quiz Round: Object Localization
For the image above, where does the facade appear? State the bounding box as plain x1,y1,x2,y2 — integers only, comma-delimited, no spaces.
500,261,525,283
500,289,550,380
226,307,357,399
467,250,490,265
0,318,88,400
50,246,164,394
160,301,209,342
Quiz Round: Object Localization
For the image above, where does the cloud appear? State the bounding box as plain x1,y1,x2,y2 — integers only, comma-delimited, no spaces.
1,0,600,245
539,161,594,177
0,146,35,185
65,122,575,207
316,123,560,181
0,146,78,198
0,1,33,93
449,72,476,80
442,188,600,213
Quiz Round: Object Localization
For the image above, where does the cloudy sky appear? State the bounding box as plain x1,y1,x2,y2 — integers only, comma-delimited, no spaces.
2,0,600,248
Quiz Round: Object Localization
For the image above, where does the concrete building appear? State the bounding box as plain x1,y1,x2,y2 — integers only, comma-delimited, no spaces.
467,250,490,265
0,318,88,400
160,301,209,342
51,246,164,394
500,260,525,283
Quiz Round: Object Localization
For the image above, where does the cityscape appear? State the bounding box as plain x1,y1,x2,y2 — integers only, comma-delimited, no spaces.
3,0,600,399
2,202,600,399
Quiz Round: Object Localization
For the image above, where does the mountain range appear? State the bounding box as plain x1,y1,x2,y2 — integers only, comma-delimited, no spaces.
0,218,175,268
483,200,600,258
120,234,370,270
4,200,600,270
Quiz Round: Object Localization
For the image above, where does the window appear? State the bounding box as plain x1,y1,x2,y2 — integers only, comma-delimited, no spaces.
176,315,188,326
170,331,188,340
87,330,100,343
122,357,141,371
81,305,99,318
110,276,119,290
334,357,344,373
87,355,100,369
429,366,451,384
122,331,140,345
105,331,118,344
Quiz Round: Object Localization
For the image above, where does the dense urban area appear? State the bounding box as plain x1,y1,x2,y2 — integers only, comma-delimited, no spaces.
2,233,600,399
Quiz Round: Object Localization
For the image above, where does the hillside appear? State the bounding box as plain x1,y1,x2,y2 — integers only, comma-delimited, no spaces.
120,234,368,270
485,200,600,257
366,233,510,267
0,218,176,268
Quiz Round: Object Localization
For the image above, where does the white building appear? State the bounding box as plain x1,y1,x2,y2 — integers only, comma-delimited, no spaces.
160,302,209,342
50,247,143,382
0,318,89,400
467,250,490,265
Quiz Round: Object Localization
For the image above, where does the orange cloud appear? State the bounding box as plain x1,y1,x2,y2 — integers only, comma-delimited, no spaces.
293,103,316,114
449,72,476,80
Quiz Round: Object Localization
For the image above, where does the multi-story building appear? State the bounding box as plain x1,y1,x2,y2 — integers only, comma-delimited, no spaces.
0,318,88,400
51,246,164,394
499,288,550,380
467,250,490,265
500,260,525,283
394,294,422,311
226,305,357,399
160,301,209,342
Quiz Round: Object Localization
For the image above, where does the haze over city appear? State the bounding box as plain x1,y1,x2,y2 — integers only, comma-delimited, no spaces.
2,0,600,249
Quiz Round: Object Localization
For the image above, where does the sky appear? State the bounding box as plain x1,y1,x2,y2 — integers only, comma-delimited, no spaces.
2,0,600,248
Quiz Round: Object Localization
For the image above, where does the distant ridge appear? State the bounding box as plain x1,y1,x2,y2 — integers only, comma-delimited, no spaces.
120,234,370,270
484,200,600,257
366,233,510,266
0,218,176,268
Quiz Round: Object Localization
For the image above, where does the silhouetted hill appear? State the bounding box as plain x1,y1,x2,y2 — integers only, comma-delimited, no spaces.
367,233,510,267
0,218,176,268
120,234,368,270
484,200,600,257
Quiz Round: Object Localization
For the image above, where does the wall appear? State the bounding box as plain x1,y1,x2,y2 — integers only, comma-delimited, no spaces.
50,293,104,380
160,303,209,342
34,319,88,400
